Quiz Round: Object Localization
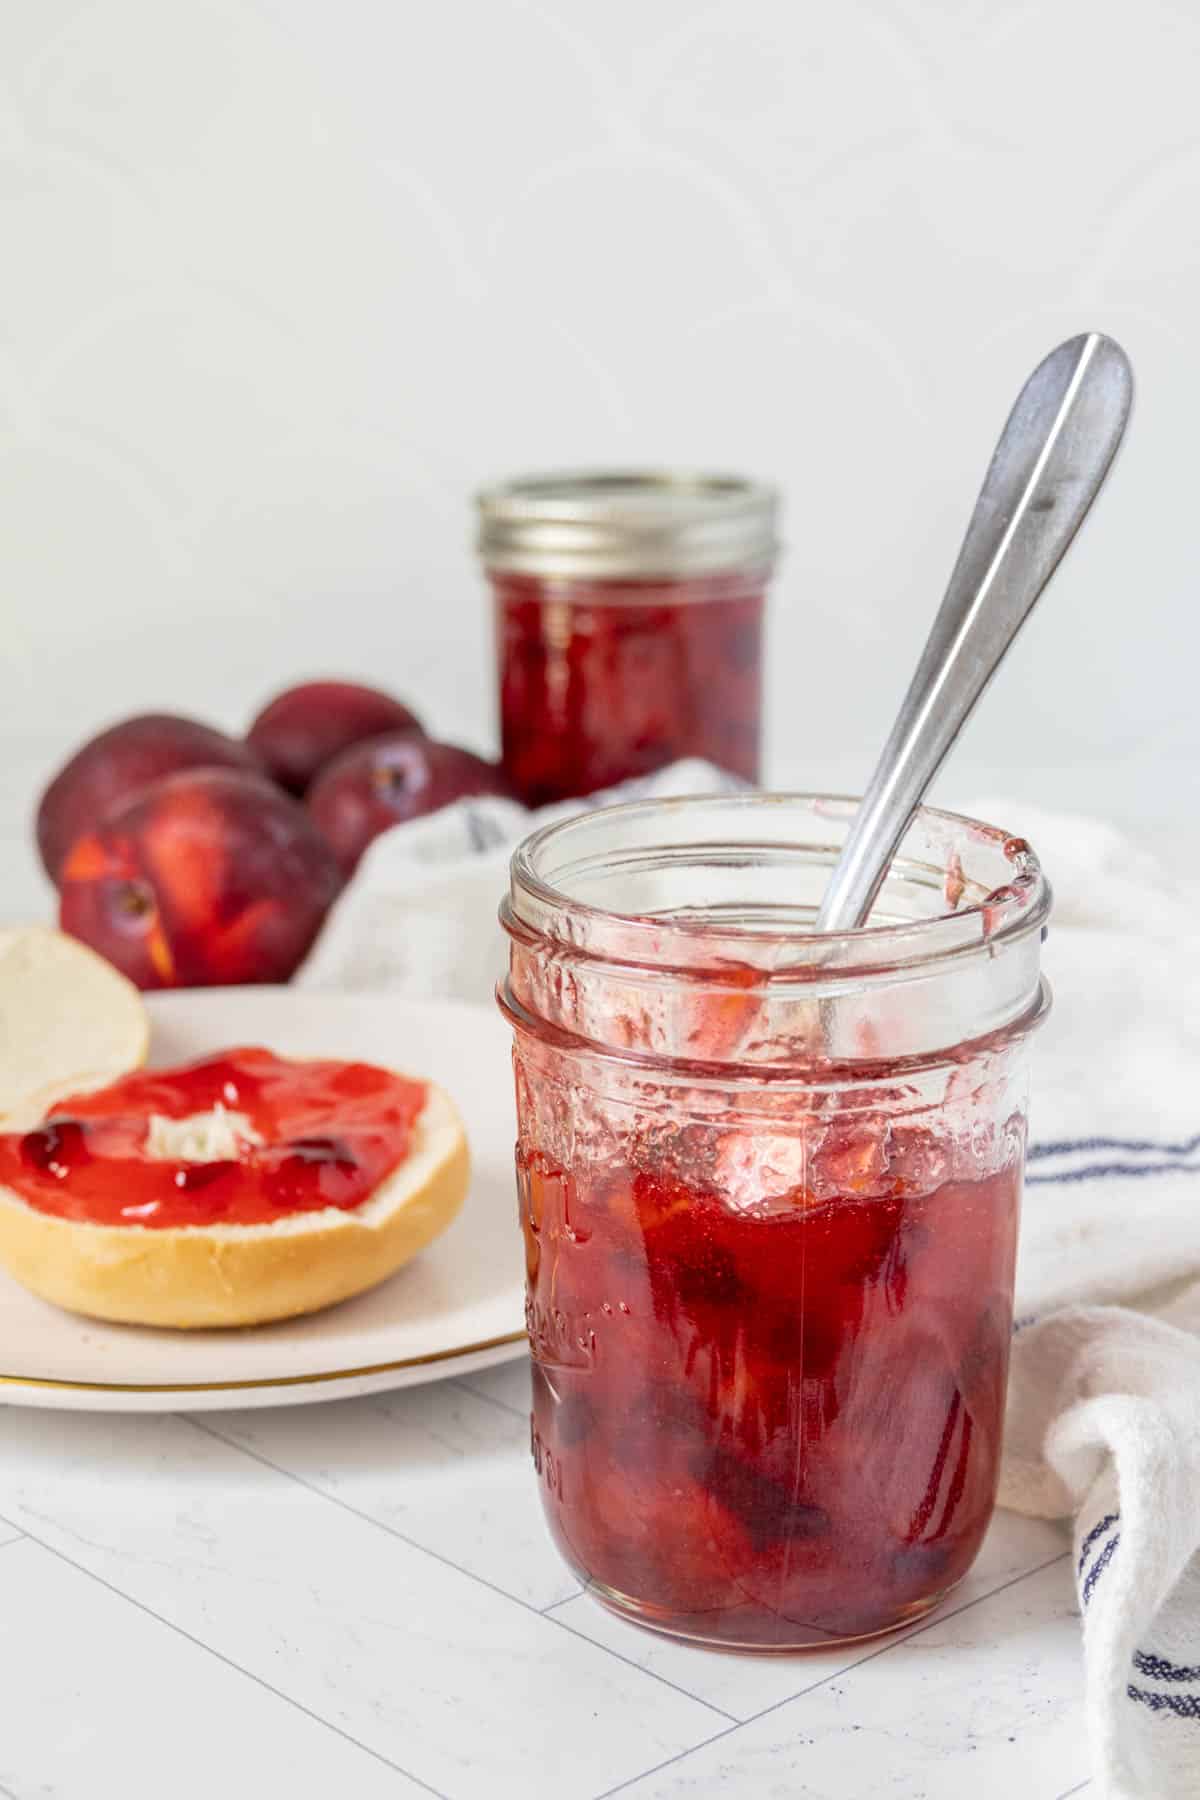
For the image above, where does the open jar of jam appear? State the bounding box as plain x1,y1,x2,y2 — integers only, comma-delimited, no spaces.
499,794,1049,1650
477,472,778,806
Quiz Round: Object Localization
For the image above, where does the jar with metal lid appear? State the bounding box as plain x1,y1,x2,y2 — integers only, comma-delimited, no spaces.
477,471,778,806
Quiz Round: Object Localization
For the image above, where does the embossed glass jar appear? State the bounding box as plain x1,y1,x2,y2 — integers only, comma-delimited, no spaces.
499,794,1050,1650
477,472,778,806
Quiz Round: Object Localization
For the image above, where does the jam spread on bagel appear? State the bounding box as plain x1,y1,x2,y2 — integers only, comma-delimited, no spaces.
0,1048,428,1228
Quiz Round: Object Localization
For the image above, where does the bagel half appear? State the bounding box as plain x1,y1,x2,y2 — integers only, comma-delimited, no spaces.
0,1081,469,1329
0,926,149,1129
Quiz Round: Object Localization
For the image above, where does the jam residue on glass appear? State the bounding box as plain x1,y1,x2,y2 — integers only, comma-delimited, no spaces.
0,1048,428,1228
494,571,765,806
519,1122,1020,1646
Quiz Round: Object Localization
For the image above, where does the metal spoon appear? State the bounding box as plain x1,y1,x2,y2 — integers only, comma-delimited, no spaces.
815,331,1134,933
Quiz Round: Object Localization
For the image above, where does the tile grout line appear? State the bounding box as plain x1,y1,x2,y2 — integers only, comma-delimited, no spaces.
451,1376,528,1423
1055,1782,1091,1798
549,1606,741,1725
593,1719,740,1796
591,1548,1074,1800
741,1548,1075,1730
185,1414,737,1727
540,1587,585,1613
0,1507,448,1800
820,1540,1066,1659
0,1534,25,1553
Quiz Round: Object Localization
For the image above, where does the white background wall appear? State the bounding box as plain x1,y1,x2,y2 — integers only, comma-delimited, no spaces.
2,0,1197,883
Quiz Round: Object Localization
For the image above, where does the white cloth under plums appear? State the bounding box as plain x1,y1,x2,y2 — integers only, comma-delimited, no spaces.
303,773,1200,1800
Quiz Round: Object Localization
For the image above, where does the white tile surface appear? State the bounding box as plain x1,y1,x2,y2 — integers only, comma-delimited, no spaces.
0,1389,1101,1800
609,1556,1088,1799
552,1509,1069,1722
0,1389,1089,1799
209,1380,576,1610
0,1408,720,1800
0,1537,427,1799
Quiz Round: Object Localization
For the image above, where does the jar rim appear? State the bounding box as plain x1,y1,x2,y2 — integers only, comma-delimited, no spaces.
476,468,779,579
504,791,1050,984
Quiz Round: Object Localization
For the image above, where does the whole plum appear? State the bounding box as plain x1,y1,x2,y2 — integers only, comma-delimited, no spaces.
58,769,343,989
247,681,423,795
37,713,261,882
307,734,512,874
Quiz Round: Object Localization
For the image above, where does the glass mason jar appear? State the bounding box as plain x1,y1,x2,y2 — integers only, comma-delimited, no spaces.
499,794,1050,1651
476,472,778,806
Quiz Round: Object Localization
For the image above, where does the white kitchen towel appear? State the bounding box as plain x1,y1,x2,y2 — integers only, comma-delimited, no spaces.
299,758,744,1001
302,776,1200,1800
975,800,1200,1800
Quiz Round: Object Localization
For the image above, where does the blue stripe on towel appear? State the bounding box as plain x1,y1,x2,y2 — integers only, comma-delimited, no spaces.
1027,1160,1200,1187
1082,1532,1120,1606
1079,1513,1120,1574
1134,1651,1200,1684
1029,1131,1200,1161
1127,1684,1200,1720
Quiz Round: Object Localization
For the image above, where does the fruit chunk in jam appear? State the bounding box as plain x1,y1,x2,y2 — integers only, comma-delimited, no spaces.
493,571,764,806
519,1126,1020,1647
0,1049,427,1228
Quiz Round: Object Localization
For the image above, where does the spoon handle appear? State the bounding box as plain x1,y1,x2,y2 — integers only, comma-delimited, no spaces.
815,331,1134,934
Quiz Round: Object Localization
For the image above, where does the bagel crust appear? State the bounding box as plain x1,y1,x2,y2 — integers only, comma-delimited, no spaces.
0,1082,469,1329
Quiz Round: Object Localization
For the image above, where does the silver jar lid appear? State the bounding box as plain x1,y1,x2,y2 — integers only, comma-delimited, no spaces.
476,470,779,580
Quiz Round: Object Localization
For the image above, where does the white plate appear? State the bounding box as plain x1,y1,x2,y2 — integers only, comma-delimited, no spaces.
0,988,526,1411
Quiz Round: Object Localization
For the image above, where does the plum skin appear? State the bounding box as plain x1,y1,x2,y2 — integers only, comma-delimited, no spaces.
58,768,344,989
36,713,262,883
246,681,424,795
307,733,512,874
